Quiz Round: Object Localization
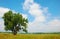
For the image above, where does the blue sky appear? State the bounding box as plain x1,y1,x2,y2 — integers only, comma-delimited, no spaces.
0,0,60,32
35,0,60,16
0,0,60,16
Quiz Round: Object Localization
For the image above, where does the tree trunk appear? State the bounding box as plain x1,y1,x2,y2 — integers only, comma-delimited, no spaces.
12,27,17,35
13,30,17,35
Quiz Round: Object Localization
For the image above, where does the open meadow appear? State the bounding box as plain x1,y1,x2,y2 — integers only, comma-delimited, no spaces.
0,33,60,39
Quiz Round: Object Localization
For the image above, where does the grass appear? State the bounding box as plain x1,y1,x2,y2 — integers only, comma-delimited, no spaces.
0,33,60,39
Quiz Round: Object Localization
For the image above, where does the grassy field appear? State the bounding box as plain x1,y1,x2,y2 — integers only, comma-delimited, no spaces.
0,33,60,39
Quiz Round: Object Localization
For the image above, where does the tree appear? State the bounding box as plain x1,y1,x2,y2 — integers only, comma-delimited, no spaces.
3,11,28,35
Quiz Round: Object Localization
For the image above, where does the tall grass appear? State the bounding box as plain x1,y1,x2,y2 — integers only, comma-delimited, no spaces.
0,33,60,39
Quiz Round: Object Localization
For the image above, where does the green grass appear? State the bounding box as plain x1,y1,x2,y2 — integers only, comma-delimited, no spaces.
0,33,60,39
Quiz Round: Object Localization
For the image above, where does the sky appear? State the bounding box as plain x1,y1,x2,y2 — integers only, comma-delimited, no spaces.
0,0,60,32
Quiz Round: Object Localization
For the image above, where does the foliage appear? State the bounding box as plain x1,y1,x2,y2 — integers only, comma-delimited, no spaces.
3,11,28,35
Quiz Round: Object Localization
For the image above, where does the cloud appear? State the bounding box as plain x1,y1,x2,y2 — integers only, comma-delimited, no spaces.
29,3,42,16
0,7,10,18
23,0,60,32
43,7,48,13
28,19,60,32
23,0,46,22
22,13,28,19
44,19,60,32
0,19,5,32
48,19,60,26
0,7,10,32
23,0,34,10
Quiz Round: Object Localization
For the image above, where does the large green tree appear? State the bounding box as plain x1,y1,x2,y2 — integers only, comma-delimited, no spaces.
3,11,28,35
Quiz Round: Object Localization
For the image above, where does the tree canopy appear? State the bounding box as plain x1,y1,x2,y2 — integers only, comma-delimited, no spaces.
3,11,28,35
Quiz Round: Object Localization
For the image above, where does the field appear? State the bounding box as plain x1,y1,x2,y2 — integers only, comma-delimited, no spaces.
0,33,60,39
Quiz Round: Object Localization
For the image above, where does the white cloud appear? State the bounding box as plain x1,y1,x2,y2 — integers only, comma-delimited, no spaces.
29,3,42,16
23,0,60,32
43,7,48,13
23,0,34,10
0,7,10,32
44,19,60,32
23,0,46,22
48,19,60,26
28,19,60,32
22,14,28,19
0,7,10,18
0,19,5,32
